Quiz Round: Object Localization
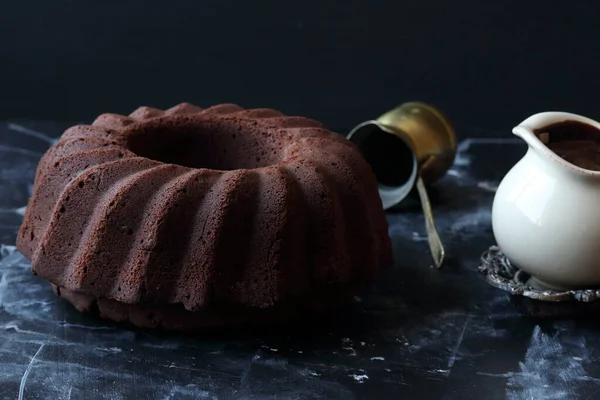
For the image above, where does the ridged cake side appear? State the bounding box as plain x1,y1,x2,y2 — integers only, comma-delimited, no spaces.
17,103,392,328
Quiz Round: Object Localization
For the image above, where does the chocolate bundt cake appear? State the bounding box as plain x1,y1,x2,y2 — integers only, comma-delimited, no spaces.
17,103,393,330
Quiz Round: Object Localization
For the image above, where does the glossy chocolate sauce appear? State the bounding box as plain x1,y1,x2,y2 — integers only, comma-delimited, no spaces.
534,120,600,171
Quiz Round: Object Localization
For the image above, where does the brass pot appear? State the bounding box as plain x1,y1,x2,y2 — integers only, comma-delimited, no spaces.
347,101,456,268
347,101,456,209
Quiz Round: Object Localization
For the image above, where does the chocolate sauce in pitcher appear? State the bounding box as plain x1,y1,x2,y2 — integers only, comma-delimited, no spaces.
535,120,600,171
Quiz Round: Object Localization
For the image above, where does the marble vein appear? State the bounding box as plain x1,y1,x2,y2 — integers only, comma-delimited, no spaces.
18,343,45,400
8,123,57,145
0,206,27,217
0,144,44,157
447,314,470,373
0,267,7,307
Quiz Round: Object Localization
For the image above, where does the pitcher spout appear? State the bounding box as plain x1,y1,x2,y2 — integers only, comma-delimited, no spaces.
513,111,600,175
512,125,539,148
514,112,581,146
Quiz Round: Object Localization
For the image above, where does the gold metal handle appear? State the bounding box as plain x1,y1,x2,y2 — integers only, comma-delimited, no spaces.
416,175,445,268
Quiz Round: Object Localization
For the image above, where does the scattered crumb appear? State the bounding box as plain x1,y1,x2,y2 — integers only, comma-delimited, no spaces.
350,374,369,383
370,356,385,361
360,342,366,346
385,368,392,372
342,347,357,356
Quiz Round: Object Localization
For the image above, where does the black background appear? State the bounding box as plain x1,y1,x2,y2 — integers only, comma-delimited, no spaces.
1,0,599,135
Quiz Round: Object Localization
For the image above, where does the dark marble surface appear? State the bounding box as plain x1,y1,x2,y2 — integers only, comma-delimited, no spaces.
1,122,600,400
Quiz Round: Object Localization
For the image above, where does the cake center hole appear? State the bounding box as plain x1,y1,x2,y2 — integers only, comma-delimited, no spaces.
356,126,415,187
126,120,285,170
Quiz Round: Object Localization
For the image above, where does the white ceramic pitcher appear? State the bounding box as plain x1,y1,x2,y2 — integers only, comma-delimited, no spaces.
492,111,600,290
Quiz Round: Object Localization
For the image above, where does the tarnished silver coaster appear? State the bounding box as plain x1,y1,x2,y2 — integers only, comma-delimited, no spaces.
479,246,600,317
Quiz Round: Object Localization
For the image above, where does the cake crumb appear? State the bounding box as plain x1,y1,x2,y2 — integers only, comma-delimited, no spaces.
350,374,369,383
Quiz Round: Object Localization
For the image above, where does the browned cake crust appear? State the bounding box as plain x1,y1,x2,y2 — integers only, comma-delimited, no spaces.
17,103,393,330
